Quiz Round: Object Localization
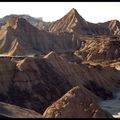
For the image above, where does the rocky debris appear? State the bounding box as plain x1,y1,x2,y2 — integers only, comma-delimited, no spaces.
43,86,112,118
0,102,42,118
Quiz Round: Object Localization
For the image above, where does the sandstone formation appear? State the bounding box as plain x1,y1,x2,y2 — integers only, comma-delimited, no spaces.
0,52,120,116
48,8,120,35
1,11,120,58
0,14,50,30
49,8,88,33
0,8,120,118
0,16,82,56
75,35,120,61
43,86,112,118
44,52,120,99
0,56,72,113
1,9,120,36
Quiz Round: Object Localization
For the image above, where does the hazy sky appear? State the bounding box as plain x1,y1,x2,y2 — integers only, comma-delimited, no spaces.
0,2,120,23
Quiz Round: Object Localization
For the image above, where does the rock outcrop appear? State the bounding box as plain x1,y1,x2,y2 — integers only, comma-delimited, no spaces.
49,8,89,33
43,86,112,118
75,35,120,61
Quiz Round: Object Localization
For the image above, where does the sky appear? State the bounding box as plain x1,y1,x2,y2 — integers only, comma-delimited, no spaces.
0,2,120,23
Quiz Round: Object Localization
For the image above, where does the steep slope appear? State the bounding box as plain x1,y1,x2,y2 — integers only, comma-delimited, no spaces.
44,51,120,99
43,86,112,118
0,14,50,30
0,16,54,55
0,56,72,113
49,8,120,35
0,52,120,116
2,13,120,57
75,35,120,61
0,102,42,118
97,20,120,35
0,16,82,55
49,8,90,34
0,16,43,55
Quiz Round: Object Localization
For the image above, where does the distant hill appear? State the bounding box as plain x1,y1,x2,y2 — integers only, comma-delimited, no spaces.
0,14,50,30
48,8,120,35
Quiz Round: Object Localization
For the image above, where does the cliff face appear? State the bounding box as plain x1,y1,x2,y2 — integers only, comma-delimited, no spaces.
43,86,112,118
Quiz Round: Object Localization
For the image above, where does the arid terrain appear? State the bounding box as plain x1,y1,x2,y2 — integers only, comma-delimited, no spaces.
0,8,120,118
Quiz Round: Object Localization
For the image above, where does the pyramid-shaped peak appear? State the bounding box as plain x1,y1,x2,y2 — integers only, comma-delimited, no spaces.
48,8,87,33
68,8,80,16
43,86,112,118
70,8,78,13
65,8,85,22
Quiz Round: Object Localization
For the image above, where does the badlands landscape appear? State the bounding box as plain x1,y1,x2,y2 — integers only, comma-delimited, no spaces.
0,8,120,118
